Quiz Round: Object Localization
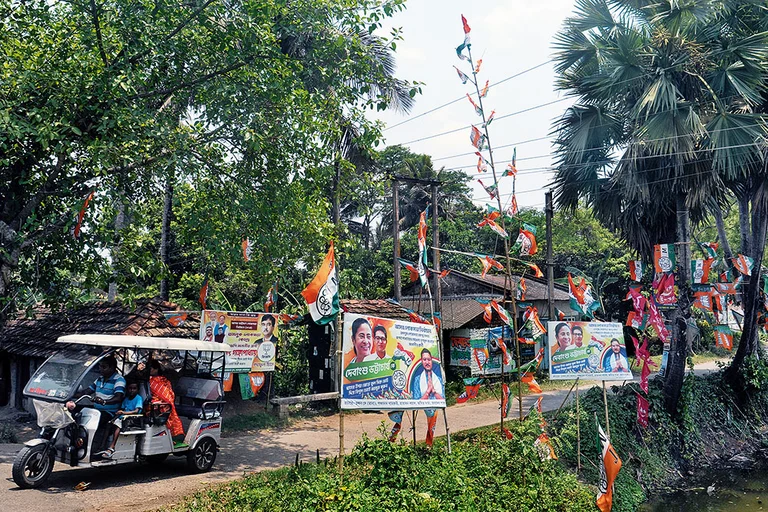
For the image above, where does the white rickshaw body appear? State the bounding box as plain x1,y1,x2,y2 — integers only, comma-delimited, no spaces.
13,334,230,488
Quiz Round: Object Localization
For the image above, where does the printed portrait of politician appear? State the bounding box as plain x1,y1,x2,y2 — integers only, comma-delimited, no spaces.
345,317,373,366
603,338,630,373
411,348,444,400
363,324,389,361
257,314,278,345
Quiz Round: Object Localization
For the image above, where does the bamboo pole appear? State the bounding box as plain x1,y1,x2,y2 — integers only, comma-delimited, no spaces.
442,407,452,454
602,380,611,439
576,380,581,472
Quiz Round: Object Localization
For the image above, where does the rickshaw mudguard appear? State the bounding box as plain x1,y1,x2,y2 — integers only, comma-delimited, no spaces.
23,438,49,448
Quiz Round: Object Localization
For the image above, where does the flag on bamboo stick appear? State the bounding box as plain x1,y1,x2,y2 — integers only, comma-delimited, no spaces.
635,337,651,364
508,195,519,216
425,409,438,447
596,421,622,512
438,269,451,279
388,411,403,442
480,80,489,98
640,358,650,394
527,262,544,278
502,427,514,439
503,148,518,177
477,299,494,323
555,307,566,321
199,275,209,309
398,258,421,283
470,126,487,150
653,243,676,273
517,278,527,301
408,310,430,325
456,15,471,60
568,273,599,317
522,372,542,393
453,65,470,84
474,59,483,73
475,253,504,277
516,227,538,256
491,300,512,326
535,432,557,460
73,190,95,240
714,282,737,295
482,110,495,128
501,383,511,418
476,155,487,173
691,259,714,284
466,93,482,115
478,179,496,199
417,210,429,287
457,378,484,403
732,254,754,276
473,347,489,372
523,306,546,338
300,241,339,325
628,260,643,282
478,213,509,238
699,242,718,260
264,281,278,312
241,238,252,262
637,394,649,429
626,311,647,330
714,324,733,350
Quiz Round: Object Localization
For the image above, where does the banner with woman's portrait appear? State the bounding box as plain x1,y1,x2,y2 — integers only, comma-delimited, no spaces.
547,321,632,380
340,313,445,410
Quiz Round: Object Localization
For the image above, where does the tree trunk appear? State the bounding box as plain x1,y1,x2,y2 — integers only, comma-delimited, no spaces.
738,193,751,256
108,197,126,302
712,202,734,263
726,181,768,384
159,173,173,301
663,193,692,414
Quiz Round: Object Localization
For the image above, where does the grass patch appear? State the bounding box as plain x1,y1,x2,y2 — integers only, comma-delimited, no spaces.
0,423,19,443
222,410,288,435
171,418,596,512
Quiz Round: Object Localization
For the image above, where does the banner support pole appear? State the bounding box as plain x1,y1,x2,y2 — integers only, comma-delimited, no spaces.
576,380,581,472
602,380,610,439
442,407,451,454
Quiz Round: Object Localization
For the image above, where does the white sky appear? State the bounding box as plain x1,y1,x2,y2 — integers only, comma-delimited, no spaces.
374,0,578,211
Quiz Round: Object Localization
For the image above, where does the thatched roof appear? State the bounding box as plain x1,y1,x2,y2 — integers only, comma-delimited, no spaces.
0,298,199,358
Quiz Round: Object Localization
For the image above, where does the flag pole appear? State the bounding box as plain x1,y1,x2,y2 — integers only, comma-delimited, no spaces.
602,380,610,439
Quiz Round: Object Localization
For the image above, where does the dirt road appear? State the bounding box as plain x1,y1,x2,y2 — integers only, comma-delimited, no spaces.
0,362,722,511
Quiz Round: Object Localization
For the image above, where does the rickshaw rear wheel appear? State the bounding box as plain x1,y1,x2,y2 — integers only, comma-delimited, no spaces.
12,444,55,489
187,438,216,473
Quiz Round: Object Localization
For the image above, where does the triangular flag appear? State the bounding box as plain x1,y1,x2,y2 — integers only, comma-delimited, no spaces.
732,254,754,276
398,258,420,283
242,238,252,262
596,421,622,512
508,195,519,216
477,179,497,200
264,281,278,312
73,191,95,240
199,276,209,309
516,228,538,256
474,59,483,74
470,126,487,150
466,93,483,115
637,393,649,429
479,80,489,98
453,65,470,84
503,148,517,177
482,110,495,128
628,260,643,282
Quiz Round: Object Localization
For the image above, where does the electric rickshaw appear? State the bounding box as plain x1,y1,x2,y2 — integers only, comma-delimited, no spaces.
12,334,231,489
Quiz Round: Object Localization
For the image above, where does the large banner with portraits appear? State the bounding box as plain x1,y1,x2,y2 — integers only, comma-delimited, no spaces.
548,321,632,381
340,313,445,410
200,310,278,372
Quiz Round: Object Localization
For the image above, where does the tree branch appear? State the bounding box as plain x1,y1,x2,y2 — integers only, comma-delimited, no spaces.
89,0,110,66
127,59,253,100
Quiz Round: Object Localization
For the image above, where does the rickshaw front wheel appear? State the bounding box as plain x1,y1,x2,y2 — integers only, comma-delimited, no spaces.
187,438,216,473
12,444,55,489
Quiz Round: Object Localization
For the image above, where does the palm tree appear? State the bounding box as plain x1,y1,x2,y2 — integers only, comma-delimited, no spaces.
551,0,768,412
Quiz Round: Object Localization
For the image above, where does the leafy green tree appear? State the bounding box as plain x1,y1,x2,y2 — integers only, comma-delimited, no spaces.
551,0,768,411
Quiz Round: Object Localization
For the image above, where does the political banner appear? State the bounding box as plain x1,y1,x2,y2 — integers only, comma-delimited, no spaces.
200,310,278,372
548,321,632,380
341,313,445,410
449,336,471,367
468,326,515,376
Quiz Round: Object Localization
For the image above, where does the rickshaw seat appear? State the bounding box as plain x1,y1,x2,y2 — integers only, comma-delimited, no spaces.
174,376,224,419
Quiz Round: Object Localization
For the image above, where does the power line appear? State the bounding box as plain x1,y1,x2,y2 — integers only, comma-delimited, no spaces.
384,60,552,132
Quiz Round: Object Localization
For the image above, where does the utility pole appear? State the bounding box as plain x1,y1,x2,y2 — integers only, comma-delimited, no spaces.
431,183,442,353
546,191,555,320
393,179,401,302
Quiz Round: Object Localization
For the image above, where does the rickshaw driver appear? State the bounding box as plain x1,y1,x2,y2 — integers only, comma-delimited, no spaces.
66,355,126,453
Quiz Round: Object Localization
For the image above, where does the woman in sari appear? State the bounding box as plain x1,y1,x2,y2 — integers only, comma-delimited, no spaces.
149,360,185,446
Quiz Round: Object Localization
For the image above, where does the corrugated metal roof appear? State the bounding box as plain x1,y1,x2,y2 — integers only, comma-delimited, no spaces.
341,299,412,320
0,298,199,358
399,297,492,330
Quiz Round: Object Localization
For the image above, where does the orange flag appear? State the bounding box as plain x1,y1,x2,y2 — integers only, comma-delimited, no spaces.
596,421,622,512
522,372,542,393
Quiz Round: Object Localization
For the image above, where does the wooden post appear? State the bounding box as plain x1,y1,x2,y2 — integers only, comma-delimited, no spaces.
545,191,555,320
431,183,442,356
576,380,581,472
602,380,610,439
412,410,418,446
333,157,344,475
393,179,401,302
442,407,451,454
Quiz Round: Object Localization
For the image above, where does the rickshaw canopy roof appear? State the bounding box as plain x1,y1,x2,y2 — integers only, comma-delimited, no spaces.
57,334,232,352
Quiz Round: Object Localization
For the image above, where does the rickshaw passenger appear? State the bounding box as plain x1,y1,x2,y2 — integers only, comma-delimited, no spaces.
100,381,143,458
148,360,186,448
